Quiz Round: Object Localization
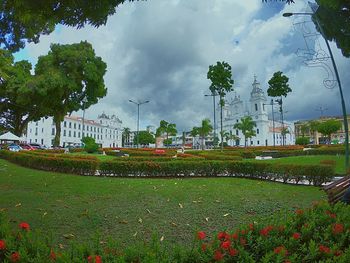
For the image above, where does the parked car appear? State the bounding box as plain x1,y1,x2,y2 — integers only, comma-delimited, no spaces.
7,144,23,152
29,143,47,150
19,143,36,151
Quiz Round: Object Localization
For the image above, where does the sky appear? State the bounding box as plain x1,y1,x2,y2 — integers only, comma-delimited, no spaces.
14,0,350,132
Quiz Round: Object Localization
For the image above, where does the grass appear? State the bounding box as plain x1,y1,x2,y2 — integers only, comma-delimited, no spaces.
251,155,346,175
0,158,326,248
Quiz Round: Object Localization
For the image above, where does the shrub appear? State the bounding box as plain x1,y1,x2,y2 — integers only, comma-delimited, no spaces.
82,137,99,154
296,137,310,145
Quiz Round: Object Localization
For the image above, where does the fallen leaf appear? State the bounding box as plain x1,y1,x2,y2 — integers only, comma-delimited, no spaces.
100,241,107,244
133,232,138,237
146,209,151,214
153,186,157,190
15,203,21,207
192,201,198,203
171,222,177,227
215,200,220,203
0,208,8,212
174,182,177,185
119,220,128,224
59,244,64,249
63,234,75,239
179,203,183,209
223,213,230,217
138,218,143,224
43,212,47,217
167,198,170,202
205,217,209,222
160,236,164,241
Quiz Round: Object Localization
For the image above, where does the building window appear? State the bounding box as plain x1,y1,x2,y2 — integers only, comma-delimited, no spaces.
42,128,44,133
69,122,71,128
255,104,258,111
74,123,76,129
257,140,260,145
257,128,259,134
41,139,44,144
64,121,66,127
35,128,38,135
236,130,239,136
251,141,253,145
51,128,55,135
94,127,96,132
263,104,265,111
68,131,71,137
30,129,32,133
78,124,81,129
78,132,80,138
73,131,76,137
36,122,38,126
236,119,238,123
63,130,66,136
35,139,37,142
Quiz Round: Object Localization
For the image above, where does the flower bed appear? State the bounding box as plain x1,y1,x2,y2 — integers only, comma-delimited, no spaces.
0,202,349,262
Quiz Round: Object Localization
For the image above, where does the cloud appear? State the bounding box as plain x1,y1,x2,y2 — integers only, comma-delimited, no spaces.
19,0,350,131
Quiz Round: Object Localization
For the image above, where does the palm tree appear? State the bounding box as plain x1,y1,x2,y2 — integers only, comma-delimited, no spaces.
156,120,177,148
223,130,239,146
191,119,213,150
233,116,256,147
122,127,131,147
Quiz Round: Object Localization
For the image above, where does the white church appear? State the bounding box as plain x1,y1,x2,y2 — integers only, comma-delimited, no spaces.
220,76,295,147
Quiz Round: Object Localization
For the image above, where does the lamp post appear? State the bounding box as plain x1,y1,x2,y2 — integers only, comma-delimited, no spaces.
129,99,149,148
263,99,279,147
283,3,349,168
205,92,219,147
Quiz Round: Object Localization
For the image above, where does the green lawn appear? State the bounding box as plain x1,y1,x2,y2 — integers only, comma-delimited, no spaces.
0,159,326,248
252,155,346,175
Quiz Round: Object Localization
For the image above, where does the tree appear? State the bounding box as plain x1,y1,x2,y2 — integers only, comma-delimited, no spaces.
299,123,309,137
267,71,291,146
133,131,155,146
156,120,177,148
207,61,234,151
82,136,99,153
191,118,213,150
296,137,310,145
309,120,320,144
0,0,140,52
0,49,45,136
122,127,131,147
34,41,107,147
317,119,342,144
223,130,239,147
233,116,256,147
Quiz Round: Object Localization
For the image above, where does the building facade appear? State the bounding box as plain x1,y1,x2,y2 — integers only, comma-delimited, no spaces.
220,76,295,146
26,113,122,148
295,116,350,144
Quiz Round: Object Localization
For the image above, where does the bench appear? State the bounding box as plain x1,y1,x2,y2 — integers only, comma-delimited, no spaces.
323,176,350,204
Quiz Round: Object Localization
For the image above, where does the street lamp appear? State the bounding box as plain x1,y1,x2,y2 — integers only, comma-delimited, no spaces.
263,99,279,147
283,2,349,168
129,99,149,148
205,92,219,147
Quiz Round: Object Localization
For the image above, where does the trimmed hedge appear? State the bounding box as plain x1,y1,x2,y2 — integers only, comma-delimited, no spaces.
0,151,336,185
0,150,97,175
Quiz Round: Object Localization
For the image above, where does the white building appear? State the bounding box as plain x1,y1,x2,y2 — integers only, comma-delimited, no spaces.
220,76,295,146
26,113,122,148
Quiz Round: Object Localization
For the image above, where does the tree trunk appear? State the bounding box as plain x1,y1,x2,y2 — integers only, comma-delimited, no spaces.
53,115,64,147
201,136,204,150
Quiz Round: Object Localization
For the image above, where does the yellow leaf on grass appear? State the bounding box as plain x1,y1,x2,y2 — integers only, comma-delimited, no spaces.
43,212,47,217
138,218,143,224
179,203,183,209
15,203,21,207
223,213,230,217
160,236,164,241
119,220,128,224
171,222,177,227
205,217,209,222
146,209,151,214
133,232,138,237
59,244,64,249
63,234,75,239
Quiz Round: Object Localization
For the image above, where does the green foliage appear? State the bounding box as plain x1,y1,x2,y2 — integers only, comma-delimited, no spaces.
163,138,173,146
267,71,291,98
234,116,257,147
34,41,107,146
82,136,99,153
133,131,155,145
122,127,131,147
0,0,140,52
0,49,44,136
191,118,213,150
296,137,310,145
317,119,342,143
207,61,234,151
156,120,177,147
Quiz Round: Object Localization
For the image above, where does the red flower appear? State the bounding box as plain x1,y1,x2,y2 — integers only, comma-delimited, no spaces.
296,209,303,215
221,240,231,250
50,250,56,261
0,240,6,250
217,232,229,241
332,223,344,234
334,250,343,257
260,225,273,237
201,244,207,252
319,245,331,254
197,231,206,240
240,230,246,235
326,210,337,218
229,248,238,256
240,238,247,246
19,222,30,231
248,223,254,231
292,232,301,240
10,252,20,263
232,232,238,240
214,250,224,261
274,246,288,256
88,255,102,263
